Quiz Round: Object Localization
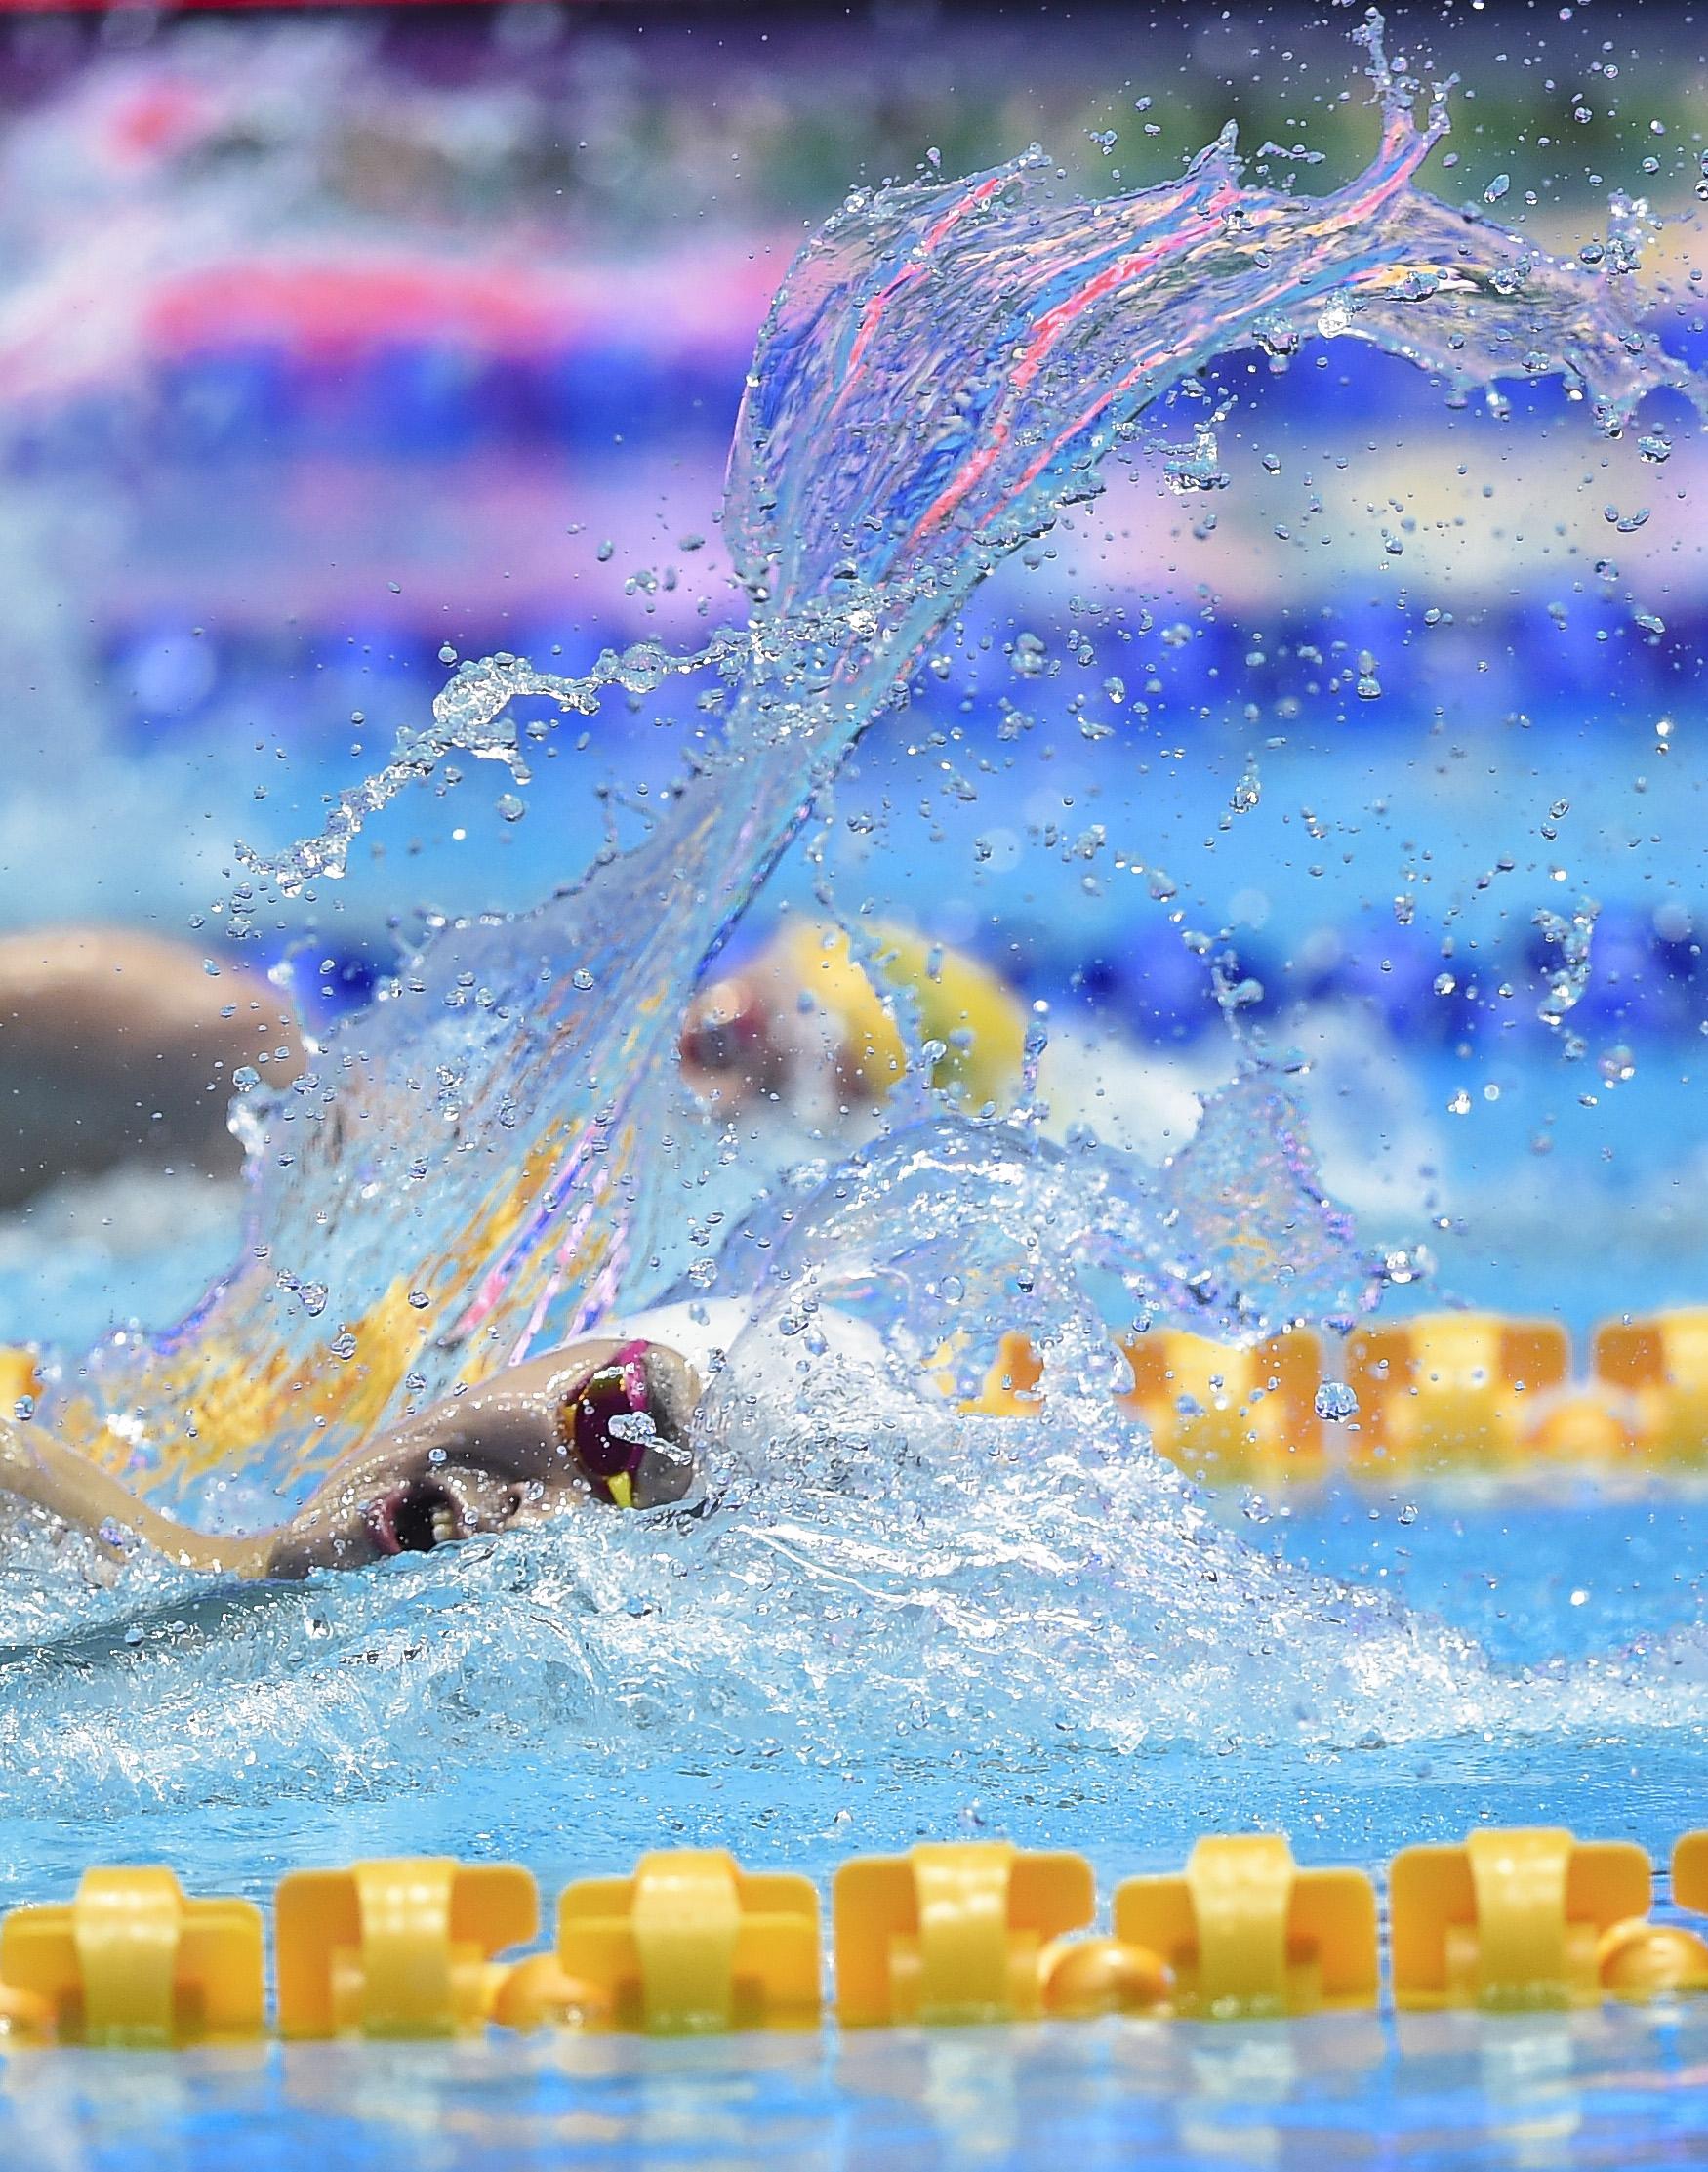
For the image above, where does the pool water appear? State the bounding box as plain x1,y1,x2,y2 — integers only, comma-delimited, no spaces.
9,2004,1708,2171
3,1229,1707,2167
0,9,1706,2166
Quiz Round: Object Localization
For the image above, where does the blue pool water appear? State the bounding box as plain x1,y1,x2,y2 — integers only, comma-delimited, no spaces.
9,2004,1708,2171
3,1151,1708,2164
1,11,1707,2166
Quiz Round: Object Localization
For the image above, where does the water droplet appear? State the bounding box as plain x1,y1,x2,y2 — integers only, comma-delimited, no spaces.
1484,173,1511,202
1315,1381,1359,1423
1533,900,1600,1029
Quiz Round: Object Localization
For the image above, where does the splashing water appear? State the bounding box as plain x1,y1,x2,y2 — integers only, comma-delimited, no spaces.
45,29,1686,1507
6,1091,1708,1842
1533,898,1601,1032
2,29,1703,1857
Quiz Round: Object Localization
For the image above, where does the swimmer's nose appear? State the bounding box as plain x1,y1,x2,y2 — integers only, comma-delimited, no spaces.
569,1341,695,1510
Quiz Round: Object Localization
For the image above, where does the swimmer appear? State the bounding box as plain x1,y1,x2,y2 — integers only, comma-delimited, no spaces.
681,919,1026,1116
0,926,304,1206
0,1337,699,1582
680,917,1204,1159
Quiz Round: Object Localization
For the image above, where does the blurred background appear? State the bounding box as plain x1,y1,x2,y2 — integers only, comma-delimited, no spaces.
0,0,1703,1336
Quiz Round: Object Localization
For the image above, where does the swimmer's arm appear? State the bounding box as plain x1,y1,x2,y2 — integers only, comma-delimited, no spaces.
0,1369,594,1581
0,1360,613,1583
0,1415,265,1578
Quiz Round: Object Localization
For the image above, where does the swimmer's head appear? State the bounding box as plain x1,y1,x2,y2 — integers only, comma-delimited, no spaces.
264,1341,700,1578
679,925,1026,1117
562,1338,697,1512
678,972,783,1101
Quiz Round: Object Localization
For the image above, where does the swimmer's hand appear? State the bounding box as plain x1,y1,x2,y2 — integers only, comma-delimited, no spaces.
0,1339,700,1583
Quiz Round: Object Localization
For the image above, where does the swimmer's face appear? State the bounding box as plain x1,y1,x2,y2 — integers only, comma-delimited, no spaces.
265,1343,699,1578
679,972,781,1101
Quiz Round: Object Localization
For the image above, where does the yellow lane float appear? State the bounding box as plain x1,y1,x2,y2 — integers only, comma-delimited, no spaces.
7,1824,1708,2044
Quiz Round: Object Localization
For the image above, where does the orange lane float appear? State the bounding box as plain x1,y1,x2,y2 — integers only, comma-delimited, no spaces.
6,1826,1708,2044
551,1849,821,2034
1116,1329,1324,1485
0,1867,264,2048
1114,1834,1377,2021
274,1858,538,2040
931,1309,1708,1482
9,1305,1708,1514
833,1841,1095,2028
1391,1826,1708,2010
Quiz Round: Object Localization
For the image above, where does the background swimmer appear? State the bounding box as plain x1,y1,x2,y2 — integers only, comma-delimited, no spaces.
681,919,1027,1117
1,918,1012,1203
680,917,1207,1160
0,1337,699,1581
0,926,303,1206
